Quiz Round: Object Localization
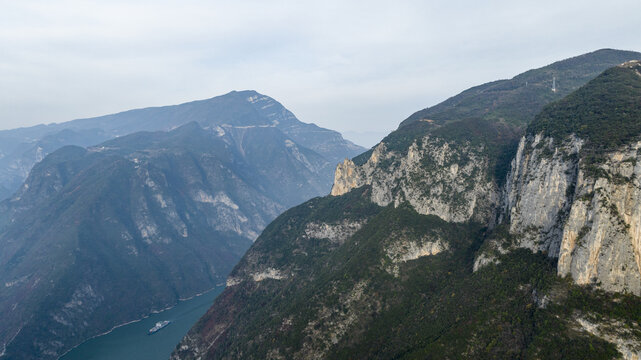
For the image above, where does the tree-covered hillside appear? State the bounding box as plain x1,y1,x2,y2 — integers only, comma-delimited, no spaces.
399,49,641,129
529,61,641,152
173,187,641,359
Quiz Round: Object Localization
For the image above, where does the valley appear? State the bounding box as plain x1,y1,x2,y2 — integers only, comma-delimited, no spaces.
2,49,641,360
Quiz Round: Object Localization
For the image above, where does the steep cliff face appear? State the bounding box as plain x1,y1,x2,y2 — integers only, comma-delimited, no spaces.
331,136,499,224
501,134,583,255
558,143,641,294
495,134,641,294
479,61,641,295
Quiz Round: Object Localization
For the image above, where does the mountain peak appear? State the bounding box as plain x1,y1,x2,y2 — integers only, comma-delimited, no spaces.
0,90,366,202
217,89,261,98
211,90,278,105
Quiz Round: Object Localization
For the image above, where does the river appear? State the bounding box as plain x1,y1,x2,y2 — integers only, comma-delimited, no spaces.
61,286,224,360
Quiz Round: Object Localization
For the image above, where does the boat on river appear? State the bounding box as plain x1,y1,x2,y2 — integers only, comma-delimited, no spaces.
148,320,171,335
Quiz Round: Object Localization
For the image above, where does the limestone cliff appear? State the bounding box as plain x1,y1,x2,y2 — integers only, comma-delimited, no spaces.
501,134,583,255
475,61,641,295
480,134,641,295
331,136,499,224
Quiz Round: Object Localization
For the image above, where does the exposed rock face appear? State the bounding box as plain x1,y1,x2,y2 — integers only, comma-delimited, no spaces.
331,137,499,224
384,237,448,277
304,220,365,245
225,220,367,289
486,134,641,295
330,159,363,197
502,134,583,255
557,143,641,294
385,238,447,263
575,315,641,360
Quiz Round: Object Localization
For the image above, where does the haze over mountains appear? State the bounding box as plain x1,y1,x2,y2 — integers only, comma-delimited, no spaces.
3,48,641,360
0,93,363,359
171,49,641,359
0,90,364,201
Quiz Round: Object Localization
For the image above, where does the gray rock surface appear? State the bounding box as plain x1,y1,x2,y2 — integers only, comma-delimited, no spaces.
331,137,499,224
482,133,641,295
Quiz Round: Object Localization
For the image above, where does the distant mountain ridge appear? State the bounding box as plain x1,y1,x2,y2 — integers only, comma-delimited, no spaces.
0,90,365,200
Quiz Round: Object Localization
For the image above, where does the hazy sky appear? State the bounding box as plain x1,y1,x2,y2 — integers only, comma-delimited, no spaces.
1,0,640,146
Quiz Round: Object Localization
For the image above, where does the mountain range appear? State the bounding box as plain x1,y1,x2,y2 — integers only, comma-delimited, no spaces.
0,90,364,201
0,93,363,359
171,49,641,359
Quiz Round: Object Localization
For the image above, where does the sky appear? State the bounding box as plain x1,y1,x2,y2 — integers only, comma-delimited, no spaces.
1,0,640,147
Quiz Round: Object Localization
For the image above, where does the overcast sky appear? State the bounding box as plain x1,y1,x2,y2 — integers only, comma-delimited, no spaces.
1,0,640,146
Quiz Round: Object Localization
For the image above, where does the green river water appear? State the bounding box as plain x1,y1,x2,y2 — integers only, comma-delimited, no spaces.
61,286,224,360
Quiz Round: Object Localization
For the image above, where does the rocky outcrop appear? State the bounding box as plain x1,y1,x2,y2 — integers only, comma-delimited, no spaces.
331,137,499,224
226,219,368,288
501,134,583,255
575,314,641,360
384,237,448,277
304,220,365,245
385,238,448,263
557,143,641,294
481,133,641,295
330,159,364,197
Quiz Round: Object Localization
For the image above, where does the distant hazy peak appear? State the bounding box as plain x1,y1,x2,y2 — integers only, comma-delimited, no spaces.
0,90,365,201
